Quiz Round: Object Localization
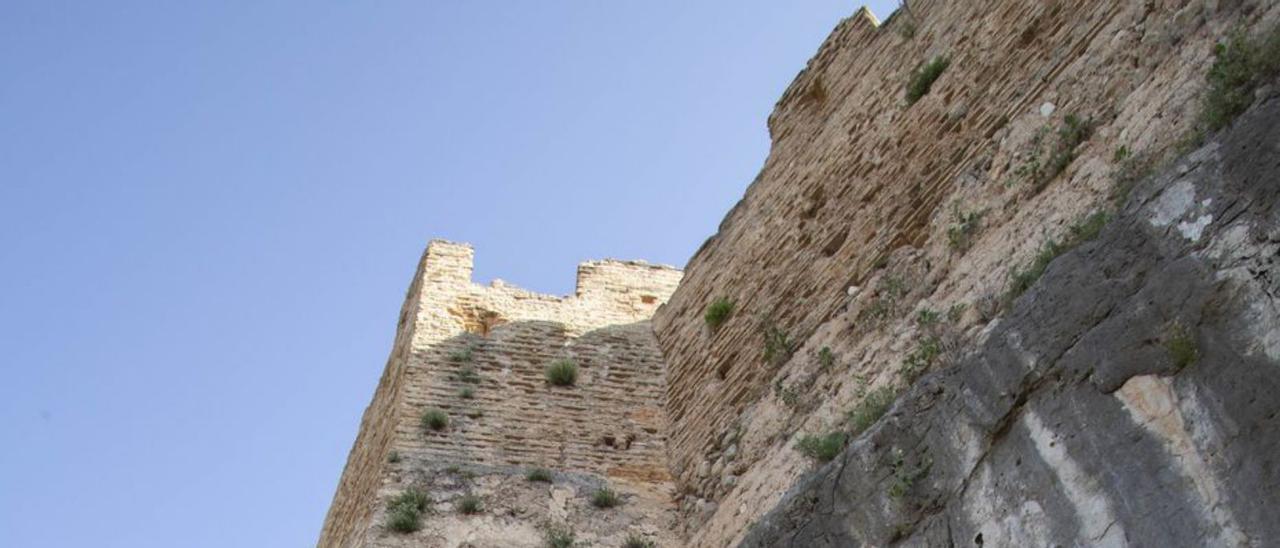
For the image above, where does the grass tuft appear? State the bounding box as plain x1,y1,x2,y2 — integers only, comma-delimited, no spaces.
888,449,932,498
455,494,483,515
591,487,621,509
623,534,657,548
421,409,449,432
906,55,950,105
847,386,899,436
1200,27,1280,132
385,503,421,533
448,347,473,363
818,346,836,370
915,308,941,328
543,524,577,548
525,468,554,483
456,365,481,384
796,431,847,462
385,487,430,533
762,324,794,367
545,359,578,387
946,206,984,252
704,297,735,330
900,336,942,384
1004,211,1111,306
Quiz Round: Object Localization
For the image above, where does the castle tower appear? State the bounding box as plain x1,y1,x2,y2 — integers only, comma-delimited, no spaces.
319,240,682,547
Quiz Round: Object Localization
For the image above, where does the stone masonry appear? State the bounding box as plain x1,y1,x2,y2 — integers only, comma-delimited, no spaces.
652,1,1280,544
319,241,682,547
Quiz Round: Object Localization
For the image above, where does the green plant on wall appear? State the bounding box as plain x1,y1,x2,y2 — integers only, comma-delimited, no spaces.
384,487,430,534
795,431,846,462
847,386,899,436
545,359,578,387
906,55,950,105
762,324,794,367
421,408,449,432
1201,25,1280,132
705,297,735,330
591,486,621,509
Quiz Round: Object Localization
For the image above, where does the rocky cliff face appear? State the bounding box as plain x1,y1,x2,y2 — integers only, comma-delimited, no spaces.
742,92,1280,547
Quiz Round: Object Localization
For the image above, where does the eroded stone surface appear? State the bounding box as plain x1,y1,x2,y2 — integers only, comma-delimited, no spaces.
740,95,1280,547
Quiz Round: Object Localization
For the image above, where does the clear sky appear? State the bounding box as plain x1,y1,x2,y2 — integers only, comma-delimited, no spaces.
0,2,898,546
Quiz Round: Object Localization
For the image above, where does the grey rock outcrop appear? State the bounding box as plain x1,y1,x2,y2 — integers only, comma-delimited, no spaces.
743,96,1280,547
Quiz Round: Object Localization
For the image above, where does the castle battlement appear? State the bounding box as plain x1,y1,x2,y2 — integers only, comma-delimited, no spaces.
319,240,683,547
418,239,682,334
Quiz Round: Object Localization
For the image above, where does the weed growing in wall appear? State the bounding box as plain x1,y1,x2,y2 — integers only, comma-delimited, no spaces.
385,502,420,533
1113,145,1131,162
915,308,941,328
421,408,449,432
456,366,481,384
449,347,473,363
861,275,910,326
459,386,475,399
704,297,735,330
906,55,950,105
900,336,942,384
387,450,401,463
1007,240,1065,302
887,448,932,499
545,359,578,387
818,346,836,370
1066,210,1110,243
543,523,577,548
1109,23,1280,208
591,487,621,509
385,487,431,534
946,206,984,252
526,468,553,483
762,324,794,367
1004,211,1111,306
1044,114,1092,185
795,431,847,462
774,379,802,408
623,534,657,548
847,386,899,436
1010,114,1093,191
1201,25,1280,132
455,494,484,515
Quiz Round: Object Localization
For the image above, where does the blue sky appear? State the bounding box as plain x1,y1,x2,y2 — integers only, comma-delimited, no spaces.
0,2,897,546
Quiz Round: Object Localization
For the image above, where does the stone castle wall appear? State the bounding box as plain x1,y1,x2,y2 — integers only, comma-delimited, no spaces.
652,0,1280,545
323,1,1280,545
319,241,682,547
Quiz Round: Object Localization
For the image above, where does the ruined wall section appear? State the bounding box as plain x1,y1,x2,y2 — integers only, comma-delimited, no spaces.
320,240,682,547
652,1,1280,545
